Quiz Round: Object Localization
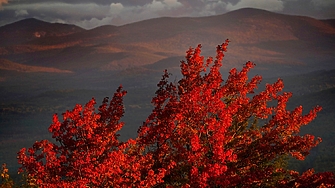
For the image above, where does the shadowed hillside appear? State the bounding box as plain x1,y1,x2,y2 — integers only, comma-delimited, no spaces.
0,59,72,73
0,18,84,47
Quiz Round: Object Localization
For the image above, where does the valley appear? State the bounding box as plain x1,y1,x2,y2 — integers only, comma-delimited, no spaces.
0,8,335,177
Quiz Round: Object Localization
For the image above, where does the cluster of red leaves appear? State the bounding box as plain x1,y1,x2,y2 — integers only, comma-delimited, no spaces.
17,40,335,187
17,88,165,187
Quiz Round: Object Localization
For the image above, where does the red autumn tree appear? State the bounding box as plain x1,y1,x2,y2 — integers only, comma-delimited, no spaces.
17,40,335,187
17,87,166,187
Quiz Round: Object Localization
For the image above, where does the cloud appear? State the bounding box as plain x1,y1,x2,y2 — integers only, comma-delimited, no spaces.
15,9,28,17
76,17,114,29
109,3,123,15
2,0,184,28
203,1,227,16
162,0,183,9
309,0,335,18
74,0,184,28
142,0,183,13
187,0,227,16
5,2,109,18
311,0,335,8
226,0,284,12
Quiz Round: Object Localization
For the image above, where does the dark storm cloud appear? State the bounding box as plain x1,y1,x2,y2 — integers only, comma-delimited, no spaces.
0,0,334,29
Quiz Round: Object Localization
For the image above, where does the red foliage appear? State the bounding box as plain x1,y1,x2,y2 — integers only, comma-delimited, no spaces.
17,40,335,187
17,87,165,187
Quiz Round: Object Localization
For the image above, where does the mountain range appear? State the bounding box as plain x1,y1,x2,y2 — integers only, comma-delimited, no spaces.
0,8,334,77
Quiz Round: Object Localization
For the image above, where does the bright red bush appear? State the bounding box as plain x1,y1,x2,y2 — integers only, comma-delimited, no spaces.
17,40,335,187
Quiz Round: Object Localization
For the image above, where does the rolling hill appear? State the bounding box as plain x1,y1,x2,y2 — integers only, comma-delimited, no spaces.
0,59,72,73
0,18,85,47
0,8,334,75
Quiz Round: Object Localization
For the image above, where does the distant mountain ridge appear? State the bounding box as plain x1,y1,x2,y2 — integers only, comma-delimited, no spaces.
0,18,84,46
0,59,72,73
0,8,334,75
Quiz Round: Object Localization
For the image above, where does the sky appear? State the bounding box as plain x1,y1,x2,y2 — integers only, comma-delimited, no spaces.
0,0,335,29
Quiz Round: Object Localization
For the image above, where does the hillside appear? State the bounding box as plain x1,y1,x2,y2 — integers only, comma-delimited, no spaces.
0,8,334,74
321,19,335,28
0,59,72,73
0,18,85,46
